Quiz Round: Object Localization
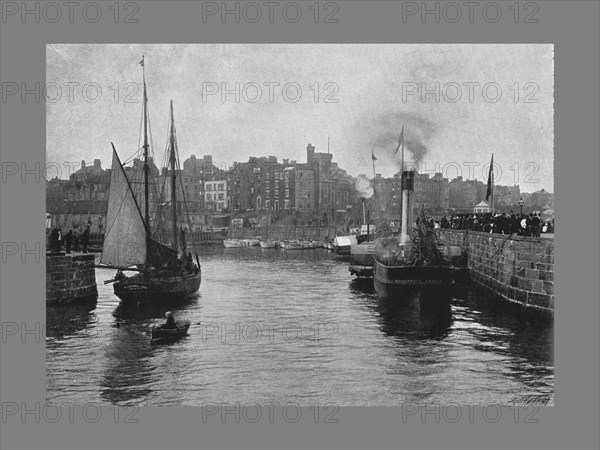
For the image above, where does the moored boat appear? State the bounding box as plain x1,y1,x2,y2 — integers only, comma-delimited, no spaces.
333,235,357,255
349,241,375,277
281,241,303,250
223,238,243,248
371,130,453,304
100,59,201,303
259,240,278,248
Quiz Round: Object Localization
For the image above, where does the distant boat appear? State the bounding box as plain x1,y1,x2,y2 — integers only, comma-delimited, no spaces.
349,198,376,277
100,60,200,303
242,238,260,247
259,240,278,248
349,241,375,278
281,241,303,250
223,239,243,248
333,235,357,255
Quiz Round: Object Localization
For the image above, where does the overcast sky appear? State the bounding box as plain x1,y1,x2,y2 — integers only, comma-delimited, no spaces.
47,44,553,192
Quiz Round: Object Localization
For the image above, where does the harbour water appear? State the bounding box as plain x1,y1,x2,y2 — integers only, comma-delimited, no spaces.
46,247,554,406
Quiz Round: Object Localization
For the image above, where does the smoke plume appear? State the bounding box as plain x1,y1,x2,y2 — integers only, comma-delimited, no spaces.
356,111,438,170
354,174,374,198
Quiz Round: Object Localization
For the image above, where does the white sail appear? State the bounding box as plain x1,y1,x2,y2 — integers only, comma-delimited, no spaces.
100,148,147,267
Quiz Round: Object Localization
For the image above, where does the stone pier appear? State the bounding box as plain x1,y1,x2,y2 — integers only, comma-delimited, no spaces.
46,253,98,306
439,230,554,315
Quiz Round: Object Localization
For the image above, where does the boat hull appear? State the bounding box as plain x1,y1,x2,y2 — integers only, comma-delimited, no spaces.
151,320,191,341
373,260,453,304
114,270,201,303
349,242,375,277
349,264,373,277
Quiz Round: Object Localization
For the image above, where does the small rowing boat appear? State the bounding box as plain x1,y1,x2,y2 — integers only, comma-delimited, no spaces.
151,319,190,341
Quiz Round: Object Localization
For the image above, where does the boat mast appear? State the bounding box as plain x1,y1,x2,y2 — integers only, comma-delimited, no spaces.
400,127,409,244
169,101,178,251
141,56,150,234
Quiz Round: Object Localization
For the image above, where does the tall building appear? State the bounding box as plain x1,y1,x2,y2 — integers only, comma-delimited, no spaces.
413,172,450,213
204,180,228,211
181,154,221,211
222,144,360,226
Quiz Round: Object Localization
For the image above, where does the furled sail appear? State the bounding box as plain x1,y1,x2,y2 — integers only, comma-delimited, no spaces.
100,148,147,267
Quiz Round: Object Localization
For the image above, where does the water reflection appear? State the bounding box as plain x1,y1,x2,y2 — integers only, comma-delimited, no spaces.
349,278,452,339
100,322,156,405
112,295,199,325
46,299,98,341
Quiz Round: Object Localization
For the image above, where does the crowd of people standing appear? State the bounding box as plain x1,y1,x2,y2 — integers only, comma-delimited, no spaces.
48,226,90,253
424,212,553,237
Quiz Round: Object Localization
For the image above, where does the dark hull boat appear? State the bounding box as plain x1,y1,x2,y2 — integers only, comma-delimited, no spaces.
371,136,453,305
114,271,201,303
373,260,453,302
349,241,375,278
100,59,201,303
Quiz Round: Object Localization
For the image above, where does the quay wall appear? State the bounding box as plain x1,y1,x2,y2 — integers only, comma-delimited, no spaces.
229,225,340,241
439,230,554,314
46,253,98,305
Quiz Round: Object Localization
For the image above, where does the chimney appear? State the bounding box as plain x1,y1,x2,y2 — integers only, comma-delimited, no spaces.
307,143,315,164
81,160,86,169
94,159,101,169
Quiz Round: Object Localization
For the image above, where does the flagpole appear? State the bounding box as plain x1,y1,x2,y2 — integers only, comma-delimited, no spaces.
400,129,409,243
486,153,494,216
372,147,377,200
491,165,495,216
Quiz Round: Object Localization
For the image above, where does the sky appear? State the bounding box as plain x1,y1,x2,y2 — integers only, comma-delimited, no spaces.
47,44,554,192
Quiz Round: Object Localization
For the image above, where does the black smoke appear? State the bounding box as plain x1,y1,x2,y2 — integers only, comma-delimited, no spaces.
357,111,438,169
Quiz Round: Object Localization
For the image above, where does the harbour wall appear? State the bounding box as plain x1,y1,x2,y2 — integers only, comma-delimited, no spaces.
229,225,340,241
439,230,554,315
46,253,98,305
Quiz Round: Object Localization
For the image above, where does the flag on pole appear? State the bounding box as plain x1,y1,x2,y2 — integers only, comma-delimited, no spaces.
486,154,494,201
394,125,404,155
371,149,377,161
139,56,144,66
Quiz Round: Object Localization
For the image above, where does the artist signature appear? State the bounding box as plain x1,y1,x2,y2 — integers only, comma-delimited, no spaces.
509,394,553,406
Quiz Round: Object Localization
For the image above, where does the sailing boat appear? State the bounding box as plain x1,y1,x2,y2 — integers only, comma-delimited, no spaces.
100,60,201,302
372,127,453,303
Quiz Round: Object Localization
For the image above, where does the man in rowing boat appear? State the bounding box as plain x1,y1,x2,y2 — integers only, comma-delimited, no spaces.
163,311,178,329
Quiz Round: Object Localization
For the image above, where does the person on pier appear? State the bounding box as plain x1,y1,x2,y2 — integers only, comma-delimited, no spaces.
81,227,90,253
64,230,73,254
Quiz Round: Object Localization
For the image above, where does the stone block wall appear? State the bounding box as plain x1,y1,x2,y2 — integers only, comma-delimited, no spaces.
439,230,554,313
46,254,98,305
